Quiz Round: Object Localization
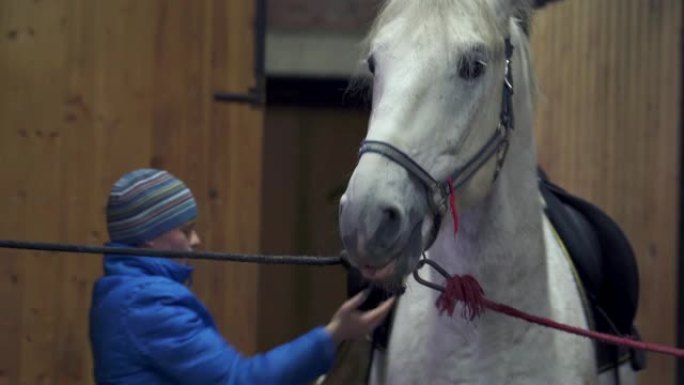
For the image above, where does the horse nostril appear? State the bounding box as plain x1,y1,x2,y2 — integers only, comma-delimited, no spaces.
383,206,400,226
368,205,404,255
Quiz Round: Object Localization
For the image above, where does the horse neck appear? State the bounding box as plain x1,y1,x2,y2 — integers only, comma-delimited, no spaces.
428,23,546,301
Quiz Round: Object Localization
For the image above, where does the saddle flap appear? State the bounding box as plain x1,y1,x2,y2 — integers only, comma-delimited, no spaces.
540,179,604,304
538,171,640,335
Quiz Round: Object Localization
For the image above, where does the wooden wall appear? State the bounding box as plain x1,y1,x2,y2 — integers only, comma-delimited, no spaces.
1,0,680,384
530,1,682,384
259,107,368,350
0,1,263,384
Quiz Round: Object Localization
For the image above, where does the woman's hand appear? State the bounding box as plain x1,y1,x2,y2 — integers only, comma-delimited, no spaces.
325,290,396,344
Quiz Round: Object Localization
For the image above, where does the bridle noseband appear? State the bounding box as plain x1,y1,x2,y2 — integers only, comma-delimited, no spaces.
358,38,515,251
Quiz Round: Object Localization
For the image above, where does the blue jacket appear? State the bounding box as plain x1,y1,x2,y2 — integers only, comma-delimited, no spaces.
89,244,337,385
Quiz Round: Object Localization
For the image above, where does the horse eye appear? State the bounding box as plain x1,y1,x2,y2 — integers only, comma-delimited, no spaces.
458,59,486,80
367,55,376,75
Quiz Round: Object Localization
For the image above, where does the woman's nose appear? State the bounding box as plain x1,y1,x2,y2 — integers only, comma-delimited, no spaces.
190,231,201,247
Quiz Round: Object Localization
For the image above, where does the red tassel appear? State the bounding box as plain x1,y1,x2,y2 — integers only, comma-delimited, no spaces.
436,274,486,320
447,177,459,236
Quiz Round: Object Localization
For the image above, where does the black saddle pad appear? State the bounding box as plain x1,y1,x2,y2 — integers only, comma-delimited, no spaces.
538,169,646,372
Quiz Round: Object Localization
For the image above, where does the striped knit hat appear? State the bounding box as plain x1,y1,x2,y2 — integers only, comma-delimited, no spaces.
106,168,198,245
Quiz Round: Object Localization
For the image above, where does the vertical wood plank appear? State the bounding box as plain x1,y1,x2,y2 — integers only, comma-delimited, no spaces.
0,0,264,382
259,107,369,350
531,1,682,383
194,0,263,355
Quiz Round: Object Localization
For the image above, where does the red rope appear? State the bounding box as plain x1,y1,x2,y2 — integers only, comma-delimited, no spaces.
436,274,485,320
437,186,684,358
485,298,684,357
435,273,684,358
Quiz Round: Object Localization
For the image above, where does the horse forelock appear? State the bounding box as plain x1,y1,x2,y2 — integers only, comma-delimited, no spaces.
364,0,531,48
346,0,535,113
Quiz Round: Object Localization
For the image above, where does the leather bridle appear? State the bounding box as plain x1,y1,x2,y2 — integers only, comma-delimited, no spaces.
358,38,516,251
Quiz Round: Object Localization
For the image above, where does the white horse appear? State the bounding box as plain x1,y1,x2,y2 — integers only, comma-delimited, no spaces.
337,1,637,384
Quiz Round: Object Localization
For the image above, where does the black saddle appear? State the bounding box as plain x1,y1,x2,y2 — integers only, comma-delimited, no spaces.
345,169,647,376
537,169,646,373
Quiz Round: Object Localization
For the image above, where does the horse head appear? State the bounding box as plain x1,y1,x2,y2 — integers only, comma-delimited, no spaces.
338,0,531,285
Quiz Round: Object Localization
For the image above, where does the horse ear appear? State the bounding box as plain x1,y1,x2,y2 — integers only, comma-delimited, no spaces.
533,0,564,8
490,0,532,26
